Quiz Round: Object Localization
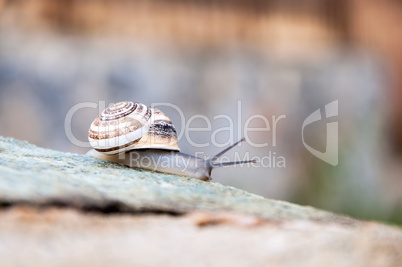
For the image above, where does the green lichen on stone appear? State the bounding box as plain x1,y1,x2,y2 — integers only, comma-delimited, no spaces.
0,136,355,224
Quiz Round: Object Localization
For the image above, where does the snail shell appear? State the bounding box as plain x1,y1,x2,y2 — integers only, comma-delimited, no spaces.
88,101,180,154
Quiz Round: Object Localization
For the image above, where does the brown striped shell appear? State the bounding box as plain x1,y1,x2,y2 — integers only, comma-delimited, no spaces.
88,101,180,154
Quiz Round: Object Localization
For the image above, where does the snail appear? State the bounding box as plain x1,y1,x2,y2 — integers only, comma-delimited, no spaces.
86,101,256,181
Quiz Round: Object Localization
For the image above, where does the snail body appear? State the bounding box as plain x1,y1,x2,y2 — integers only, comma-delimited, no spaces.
87,149,212,181
87,101,255,181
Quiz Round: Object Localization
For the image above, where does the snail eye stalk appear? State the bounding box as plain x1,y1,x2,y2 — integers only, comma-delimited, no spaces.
206,138,257,168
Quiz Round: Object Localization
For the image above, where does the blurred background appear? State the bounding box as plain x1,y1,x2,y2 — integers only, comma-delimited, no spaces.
0,0,401,225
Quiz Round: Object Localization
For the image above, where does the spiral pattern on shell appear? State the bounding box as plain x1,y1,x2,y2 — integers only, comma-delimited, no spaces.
100,101,137,121
88,101,179,154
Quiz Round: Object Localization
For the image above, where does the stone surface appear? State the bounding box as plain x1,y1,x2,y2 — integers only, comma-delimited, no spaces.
0,206,401,267
0,136,352,223
0,136,401,267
